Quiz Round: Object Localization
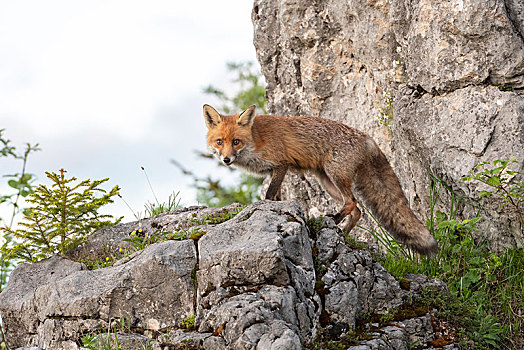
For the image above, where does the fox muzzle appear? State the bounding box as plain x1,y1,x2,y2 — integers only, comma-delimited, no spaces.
221,155,236,165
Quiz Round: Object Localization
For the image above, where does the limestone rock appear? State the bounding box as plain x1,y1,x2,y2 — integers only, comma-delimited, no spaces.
252,0,524,250
391,0,524,92
393,84,524,249
0,240,197,349
196,201,316,346
0,201,457,349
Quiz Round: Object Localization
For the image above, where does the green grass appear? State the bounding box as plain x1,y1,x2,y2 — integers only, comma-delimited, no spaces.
143,191,182,218
81,317,154,350
365,171,524,349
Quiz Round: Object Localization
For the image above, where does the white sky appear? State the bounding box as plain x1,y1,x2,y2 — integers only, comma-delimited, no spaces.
0,0,259,224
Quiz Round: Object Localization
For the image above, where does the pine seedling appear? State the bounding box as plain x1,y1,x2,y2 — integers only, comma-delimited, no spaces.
1,169,121,262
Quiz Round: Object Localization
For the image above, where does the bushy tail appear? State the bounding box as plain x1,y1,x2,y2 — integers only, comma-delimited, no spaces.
354,142,438,256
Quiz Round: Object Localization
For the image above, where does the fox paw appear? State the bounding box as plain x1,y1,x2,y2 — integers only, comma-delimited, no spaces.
264,191,282,201
326,213,343,224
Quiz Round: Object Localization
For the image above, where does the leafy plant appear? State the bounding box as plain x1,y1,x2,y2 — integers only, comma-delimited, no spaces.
80,245,132,270
140,167,182,217
462,158,524,235
1,129,40,349
188,207,243,225
180,314,196,330
1,130,40,282
0,129,40,225
144,191,181,217
118,167,183,221
1,169,121,262
196,173,262,207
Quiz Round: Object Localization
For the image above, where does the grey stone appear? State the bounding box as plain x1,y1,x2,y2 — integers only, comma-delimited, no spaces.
393,84,524,250
203,336,227,350
0,240,197,349
94,333,154,350
157,330,212,349
196,201,315,347
1,201,459,349
401,315,434,345
253,0,524,252
317,224,404,329
65,203,242,263
391,0,524,92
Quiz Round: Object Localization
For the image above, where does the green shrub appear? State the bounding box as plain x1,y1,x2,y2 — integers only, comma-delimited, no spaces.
1,129,40,349
462,158,524,236
1,169,121,262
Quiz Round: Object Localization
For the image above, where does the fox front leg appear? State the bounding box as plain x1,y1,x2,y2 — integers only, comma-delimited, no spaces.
264,166,288,201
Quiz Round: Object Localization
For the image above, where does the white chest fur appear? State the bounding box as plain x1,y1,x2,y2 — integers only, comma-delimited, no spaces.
233,147,274,175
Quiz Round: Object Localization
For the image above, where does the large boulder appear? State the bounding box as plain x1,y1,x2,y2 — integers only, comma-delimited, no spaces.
252,0,524,249
0,240,197,349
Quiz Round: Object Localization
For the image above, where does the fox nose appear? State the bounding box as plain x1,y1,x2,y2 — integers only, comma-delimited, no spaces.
223,157,231,165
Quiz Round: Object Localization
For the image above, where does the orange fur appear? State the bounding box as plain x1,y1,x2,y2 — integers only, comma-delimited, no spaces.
203,104,438,256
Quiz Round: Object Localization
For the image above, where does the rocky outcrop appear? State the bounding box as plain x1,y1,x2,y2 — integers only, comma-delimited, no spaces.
252,0,524,249
0,201,455,349
0,238,197,349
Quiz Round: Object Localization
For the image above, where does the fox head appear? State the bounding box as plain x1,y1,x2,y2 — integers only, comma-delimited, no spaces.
203,104,256,166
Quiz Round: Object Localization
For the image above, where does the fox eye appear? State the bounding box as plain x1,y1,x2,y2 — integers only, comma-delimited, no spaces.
232,139,240,146
216,139,223,146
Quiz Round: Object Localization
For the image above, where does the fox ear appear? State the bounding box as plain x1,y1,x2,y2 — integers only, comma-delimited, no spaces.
237,105,256,127
203,105,222,129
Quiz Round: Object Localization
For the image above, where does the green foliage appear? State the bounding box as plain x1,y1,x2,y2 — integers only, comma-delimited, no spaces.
81,334,105,350
1,169,121,262
180,314,196,330
363,168,524,349
462,158,524,235
1,129,40,349
0,128,40,227
188,207,243,226
203,61,267,114
141,167,182,218
196,173,262,207
306,325,368,350
118,167,183,221
306,216,324,235
144,191,181,217
497,84,514,92
81,245,133,270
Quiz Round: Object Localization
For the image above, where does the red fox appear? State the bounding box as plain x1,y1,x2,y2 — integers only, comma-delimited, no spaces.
203,104,438,256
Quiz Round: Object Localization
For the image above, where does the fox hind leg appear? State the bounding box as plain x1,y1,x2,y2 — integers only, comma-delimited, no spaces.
322,166,361,232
